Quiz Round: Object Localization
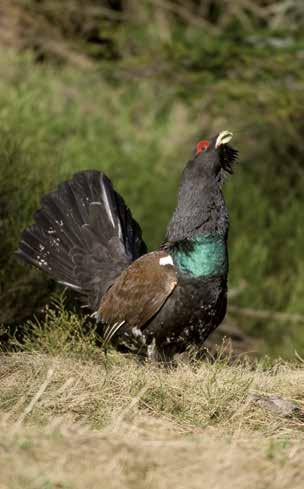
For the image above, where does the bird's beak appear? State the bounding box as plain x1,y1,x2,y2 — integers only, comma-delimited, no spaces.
215,130,233,149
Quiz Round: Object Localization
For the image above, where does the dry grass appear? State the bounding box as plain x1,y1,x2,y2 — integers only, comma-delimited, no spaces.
1,352,304,488
1,419,304,489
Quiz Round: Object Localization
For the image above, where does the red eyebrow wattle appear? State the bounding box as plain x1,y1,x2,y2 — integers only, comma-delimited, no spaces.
196,140,209,154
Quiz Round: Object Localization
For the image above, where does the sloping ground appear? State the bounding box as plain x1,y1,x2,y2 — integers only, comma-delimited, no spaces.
1,352,304,488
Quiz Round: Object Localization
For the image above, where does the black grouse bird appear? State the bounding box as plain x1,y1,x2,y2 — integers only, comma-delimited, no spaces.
17,130,238,360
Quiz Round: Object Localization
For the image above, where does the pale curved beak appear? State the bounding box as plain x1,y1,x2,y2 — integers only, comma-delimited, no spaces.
215,130,233,149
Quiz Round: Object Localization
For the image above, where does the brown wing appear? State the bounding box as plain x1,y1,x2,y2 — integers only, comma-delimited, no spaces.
98,251,177,343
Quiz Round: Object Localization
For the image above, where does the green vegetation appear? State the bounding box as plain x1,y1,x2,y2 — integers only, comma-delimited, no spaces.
1,0,304,357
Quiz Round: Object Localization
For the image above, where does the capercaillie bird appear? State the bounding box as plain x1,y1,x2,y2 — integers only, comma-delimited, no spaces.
17,130,238,361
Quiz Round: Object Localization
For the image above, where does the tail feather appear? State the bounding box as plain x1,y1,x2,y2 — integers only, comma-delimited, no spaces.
18,225,82,289
16,170,147,309
40,193,87,248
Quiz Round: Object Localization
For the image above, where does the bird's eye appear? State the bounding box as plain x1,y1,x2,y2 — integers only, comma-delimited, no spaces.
196,140,209,155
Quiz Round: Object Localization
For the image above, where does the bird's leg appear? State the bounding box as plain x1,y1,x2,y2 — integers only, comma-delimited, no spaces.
147,338,159,362
146,339,176,365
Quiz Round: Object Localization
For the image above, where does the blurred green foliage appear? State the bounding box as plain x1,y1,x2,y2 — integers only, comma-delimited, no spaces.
1,0,304,356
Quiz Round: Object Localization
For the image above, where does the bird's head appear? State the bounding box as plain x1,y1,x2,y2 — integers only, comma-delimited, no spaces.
166,130,238,240
192,130,238,178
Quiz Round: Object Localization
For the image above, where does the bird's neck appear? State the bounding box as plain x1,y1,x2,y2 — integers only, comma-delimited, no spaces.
166,175,229,241
166,174,229,278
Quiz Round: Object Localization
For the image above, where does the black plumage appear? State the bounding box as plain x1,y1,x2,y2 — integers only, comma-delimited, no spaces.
17,171,147,310
17,130,238,360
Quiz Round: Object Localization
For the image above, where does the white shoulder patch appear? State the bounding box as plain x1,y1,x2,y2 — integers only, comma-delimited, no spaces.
159,255,174,266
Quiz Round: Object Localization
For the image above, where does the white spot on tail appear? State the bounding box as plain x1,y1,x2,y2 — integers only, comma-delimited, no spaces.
100,178,115,228
58,280,82,291
159,255,174,266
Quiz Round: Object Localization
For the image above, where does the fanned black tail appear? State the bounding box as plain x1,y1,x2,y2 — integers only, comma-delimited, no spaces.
16,171,147,310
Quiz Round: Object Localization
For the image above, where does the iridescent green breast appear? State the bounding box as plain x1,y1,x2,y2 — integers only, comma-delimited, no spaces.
171,234,228,277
